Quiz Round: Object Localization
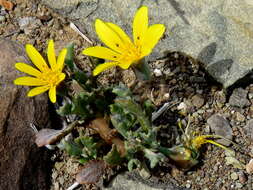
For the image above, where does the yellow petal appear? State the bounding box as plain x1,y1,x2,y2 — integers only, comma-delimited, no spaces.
118,61,132,69
56,48,67,71
47,40,57,69
26,44,49,72
133,6,148,46
15,62,42,77
93,62,119,76
27,85,50,97
14,76,47,86
82,46,120,61
141,24,165,57
57,73,66,85
106,22,133,45
95,19,126,53
49,86,56,103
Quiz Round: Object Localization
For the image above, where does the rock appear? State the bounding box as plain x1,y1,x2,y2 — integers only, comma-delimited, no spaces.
243,119,253,141
41,0,253,88
191,94,205,108
229,88,250,108
230,172,238,180
0,39,50,190
18,16,42,35
104,171,188,190
238,171,247,183
0,15,5,22
207,114,232,146
154,68,163,77
235,112,245,122
246,159,253,174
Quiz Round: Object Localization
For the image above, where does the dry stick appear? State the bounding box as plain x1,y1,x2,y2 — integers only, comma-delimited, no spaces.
66,182,79,190
69,22,93,45
151,101,180,122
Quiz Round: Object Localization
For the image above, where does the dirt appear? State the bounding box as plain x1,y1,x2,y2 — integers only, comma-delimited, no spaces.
1,0,253,190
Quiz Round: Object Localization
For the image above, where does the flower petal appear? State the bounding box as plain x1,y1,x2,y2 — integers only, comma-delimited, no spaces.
57,73,66,85
26,44,49,72
49,86,56,103
95,19,126,53
14,76,47,86
15,62,42,77
93,62,119,76
106,22,133,45
56,48,67,71
27,85,50,97
118,61,132,69
82,46,120,61
133,6,148,46
141,24,165,57
47,40,57,69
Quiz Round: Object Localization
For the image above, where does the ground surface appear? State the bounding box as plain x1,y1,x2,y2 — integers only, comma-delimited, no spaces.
1,0,253,190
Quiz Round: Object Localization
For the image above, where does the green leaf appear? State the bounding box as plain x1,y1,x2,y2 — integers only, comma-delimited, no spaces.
65,43,75,71
73,71,89,88
62,139,83,156
77,136,98,159
143,148,165,168
104,145,123,165
57,103,72,116
132,60,151,81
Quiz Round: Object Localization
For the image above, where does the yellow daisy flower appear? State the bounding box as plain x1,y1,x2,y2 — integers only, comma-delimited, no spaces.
14,40,67,103
83,6,165,76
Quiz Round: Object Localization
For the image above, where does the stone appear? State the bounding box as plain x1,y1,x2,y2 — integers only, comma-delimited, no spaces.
41,0,253,88
243,119,253,141
0,39,50,190
18,16,42,35
230,172,238,180
0,15,5,22
207,114,232,146
246,159,253,174
238,171,247,183
229,88,250,108
191,94,205,108
154,68,163,77
104,171,188,190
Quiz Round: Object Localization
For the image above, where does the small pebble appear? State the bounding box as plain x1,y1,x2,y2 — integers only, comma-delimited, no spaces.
230,172,238,180
235,112,245,122
238,171,247,183
185,183,191,188
235,182,243,189
191,94,205,108
0,15,5,22
154,68,162,77
246,159,253,174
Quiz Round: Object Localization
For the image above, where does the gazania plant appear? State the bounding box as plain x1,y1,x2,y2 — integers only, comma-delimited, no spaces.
12,5,239,189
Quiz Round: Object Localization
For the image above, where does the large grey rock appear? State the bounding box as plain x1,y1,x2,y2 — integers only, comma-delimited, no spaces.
42,0,253,88
104,171,187,190
0,39,50,190
207,114,233,146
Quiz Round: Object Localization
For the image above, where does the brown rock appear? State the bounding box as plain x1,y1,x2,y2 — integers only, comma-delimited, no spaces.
0,39,50,190
191,94,205,108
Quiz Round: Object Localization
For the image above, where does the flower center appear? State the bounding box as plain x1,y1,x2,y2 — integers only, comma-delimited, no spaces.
120,44,142,63
40,70,62,86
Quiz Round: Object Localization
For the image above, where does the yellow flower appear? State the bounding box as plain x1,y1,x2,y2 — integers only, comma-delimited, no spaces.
83,6,165,76
14,40,67,103
191,135,229,151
